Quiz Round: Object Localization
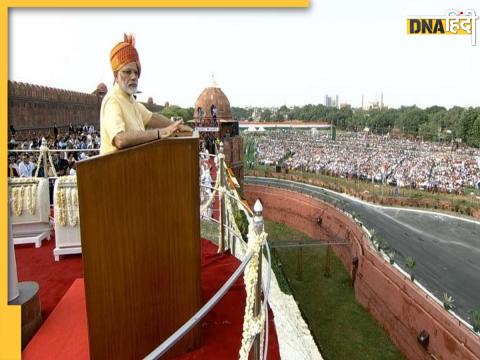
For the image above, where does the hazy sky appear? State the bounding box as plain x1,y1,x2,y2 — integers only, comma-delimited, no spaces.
8,1,480,109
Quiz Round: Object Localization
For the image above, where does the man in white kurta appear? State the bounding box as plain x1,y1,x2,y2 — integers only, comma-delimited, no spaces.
19,154,34,177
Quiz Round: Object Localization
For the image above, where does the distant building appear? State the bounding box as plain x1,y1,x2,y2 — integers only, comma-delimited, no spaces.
194,82,244,186
361,92,386,110
194,85,232,125
324,94,339,108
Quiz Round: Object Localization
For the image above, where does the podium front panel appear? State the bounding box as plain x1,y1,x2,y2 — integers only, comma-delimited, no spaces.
77,137,201,359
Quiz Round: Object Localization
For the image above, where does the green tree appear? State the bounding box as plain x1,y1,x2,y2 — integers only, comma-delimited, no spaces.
231,107,252,120
397,107,428,135
444,106,465,138
462,108,480,147
160,105,194,120
261,109,273,121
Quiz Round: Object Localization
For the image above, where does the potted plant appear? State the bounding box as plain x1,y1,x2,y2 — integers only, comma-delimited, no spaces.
405,256,416,281
443,293,455,311
388,250,395,264
468,310,480,334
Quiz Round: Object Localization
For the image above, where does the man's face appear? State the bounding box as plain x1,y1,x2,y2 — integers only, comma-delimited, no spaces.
23,155,29,163
116,62,139,96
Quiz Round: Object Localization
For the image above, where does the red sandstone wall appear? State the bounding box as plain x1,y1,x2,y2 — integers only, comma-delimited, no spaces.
245,184,480,360
8,81,101,130
8,80,166,132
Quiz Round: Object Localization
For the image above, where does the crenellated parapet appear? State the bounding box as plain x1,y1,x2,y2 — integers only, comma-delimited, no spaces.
8,80,166,133
8,80,102,130
9,81,99,104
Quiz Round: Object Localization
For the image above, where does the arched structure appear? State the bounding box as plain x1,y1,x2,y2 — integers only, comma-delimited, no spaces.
194,86,232,125
194,82,243,186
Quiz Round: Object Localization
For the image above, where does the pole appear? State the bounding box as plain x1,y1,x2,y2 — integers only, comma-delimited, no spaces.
41,138,48,178
8,197,19,302
219,143,226,252
252,200,264,360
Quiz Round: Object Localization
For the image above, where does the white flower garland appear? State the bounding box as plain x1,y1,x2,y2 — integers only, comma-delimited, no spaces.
203,153,273,359
34,152,43,178
200,168,221,213
56,188,67,226
47,149,58,177
199,152,223,216
239,224,268,360
66,187,79,226
9,178,39,216
224,193,248,253
34,142,58,177
25,183,37,215
55,176,78,227
11,186,24,216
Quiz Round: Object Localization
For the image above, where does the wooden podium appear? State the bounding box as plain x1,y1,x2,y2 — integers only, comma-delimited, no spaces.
77,136,202,359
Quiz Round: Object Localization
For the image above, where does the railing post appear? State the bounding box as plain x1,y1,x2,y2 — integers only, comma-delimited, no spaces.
225,207,230,250
231,214,236,256
252,199,263,360
219,143,226,252
41,138,48,178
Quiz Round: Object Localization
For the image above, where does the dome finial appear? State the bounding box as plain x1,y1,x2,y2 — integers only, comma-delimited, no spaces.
211,72,218,88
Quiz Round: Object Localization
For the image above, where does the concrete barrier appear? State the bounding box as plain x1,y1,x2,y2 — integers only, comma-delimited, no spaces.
245,183,480,360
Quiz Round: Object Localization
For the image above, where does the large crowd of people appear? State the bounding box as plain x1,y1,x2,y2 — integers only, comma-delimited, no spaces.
8,123,101,178
8,125,480,194
254,130,480,193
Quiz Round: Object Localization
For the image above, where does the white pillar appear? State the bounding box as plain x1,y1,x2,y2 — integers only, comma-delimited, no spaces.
8,198,19,302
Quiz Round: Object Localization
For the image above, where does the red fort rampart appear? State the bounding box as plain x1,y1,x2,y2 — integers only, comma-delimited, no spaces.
245,184,480,360
8,80,163,133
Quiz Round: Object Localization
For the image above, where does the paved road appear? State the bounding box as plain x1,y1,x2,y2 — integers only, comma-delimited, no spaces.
246,176,480,321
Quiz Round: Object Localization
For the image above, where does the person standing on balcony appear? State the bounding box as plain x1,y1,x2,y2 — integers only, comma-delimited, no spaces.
100,34,192,155
210,104,217,126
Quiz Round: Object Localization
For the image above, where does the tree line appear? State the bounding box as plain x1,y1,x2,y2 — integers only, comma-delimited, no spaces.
158,104,480,148
232,105,480,148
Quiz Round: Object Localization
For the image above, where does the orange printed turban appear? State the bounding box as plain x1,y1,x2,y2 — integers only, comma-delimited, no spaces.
110,34,141,77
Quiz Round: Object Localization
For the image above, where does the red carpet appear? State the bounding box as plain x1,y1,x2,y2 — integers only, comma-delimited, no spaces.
15,234,83,320
18,238,280,359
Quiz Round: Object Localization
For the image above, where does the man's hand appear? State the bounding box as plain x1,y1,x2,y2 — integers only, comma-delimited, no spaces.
160,120,183,138
178,124,193,134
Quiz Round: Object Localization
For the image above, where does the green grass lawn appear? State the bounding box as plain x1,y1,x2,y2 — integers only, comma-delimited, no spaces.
265,220,404,360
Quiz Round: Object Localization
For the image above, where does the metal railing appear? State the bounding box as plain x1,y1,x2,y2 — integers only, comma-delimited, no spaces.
8,142,272,359
145,251,254,359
